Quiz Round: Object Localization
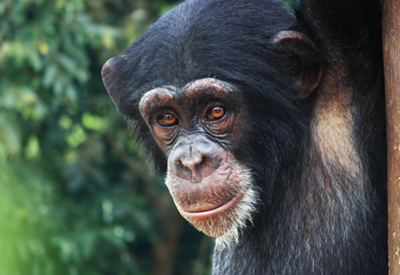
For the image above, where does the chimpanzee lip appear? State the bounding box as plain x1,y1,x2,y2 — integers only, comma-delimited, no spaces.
177,187,247,219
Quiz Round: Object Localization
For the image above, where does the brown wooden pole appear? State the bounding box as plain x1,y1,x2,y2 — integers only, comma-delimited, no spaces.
382,0,400,274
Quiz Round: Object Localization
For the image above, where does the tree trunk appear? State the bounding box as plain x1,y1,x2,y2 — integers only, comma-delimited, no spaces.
382,1,400,274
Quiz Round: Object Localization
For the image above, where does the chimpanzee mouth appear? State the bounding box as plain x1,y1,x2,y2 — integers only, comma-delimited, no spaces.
176,187,247,219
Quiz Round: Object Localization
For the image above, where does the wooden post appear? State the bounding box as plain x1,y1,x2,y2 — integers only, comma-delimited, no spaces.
382,0,400,274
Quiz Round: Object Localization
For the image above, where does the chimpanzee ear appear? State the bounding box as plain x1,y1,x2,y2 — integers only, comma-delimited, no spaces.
101,56,128,114
272,30,322,98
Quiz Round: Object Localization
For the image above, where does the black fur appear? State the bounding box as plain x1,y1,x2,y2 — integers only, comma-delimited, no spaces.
105,0,387,274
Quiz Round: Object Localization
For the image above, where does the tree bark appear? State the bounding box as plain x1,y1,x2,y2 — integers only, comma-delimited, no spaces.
382,1,400,274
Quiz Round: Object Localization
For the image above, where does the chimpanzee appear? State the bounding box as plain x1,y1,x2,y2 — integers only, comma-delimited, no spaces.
101,0,387,274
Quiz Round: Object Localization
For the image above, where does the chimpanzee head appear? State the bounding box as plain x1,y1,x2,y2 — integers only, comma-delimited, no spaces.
102,0,320,245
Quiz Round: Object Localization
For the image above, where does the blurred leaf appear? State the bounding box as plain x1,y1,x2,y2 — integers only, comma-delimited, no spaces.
82,112,106,131
25,135,41,159
43,65,57,88
0,112,21,157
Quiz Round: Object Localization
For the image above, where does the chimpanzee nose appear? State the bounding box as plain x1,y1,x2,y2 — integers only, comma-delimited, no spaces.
179,149,203,173
176,149,204,183
169,137,222,183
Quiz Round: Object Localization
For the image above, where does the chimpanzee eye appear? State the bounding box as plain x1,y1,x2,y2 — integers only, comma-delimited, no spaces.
157,113,179,127
205,106,226,121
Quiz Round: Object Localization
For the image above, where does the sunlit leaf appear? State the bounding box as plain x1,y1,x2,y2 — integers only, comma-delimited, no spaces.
39,42,49,55
25,135,41,159
82,112,106,131
66,125,87,148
